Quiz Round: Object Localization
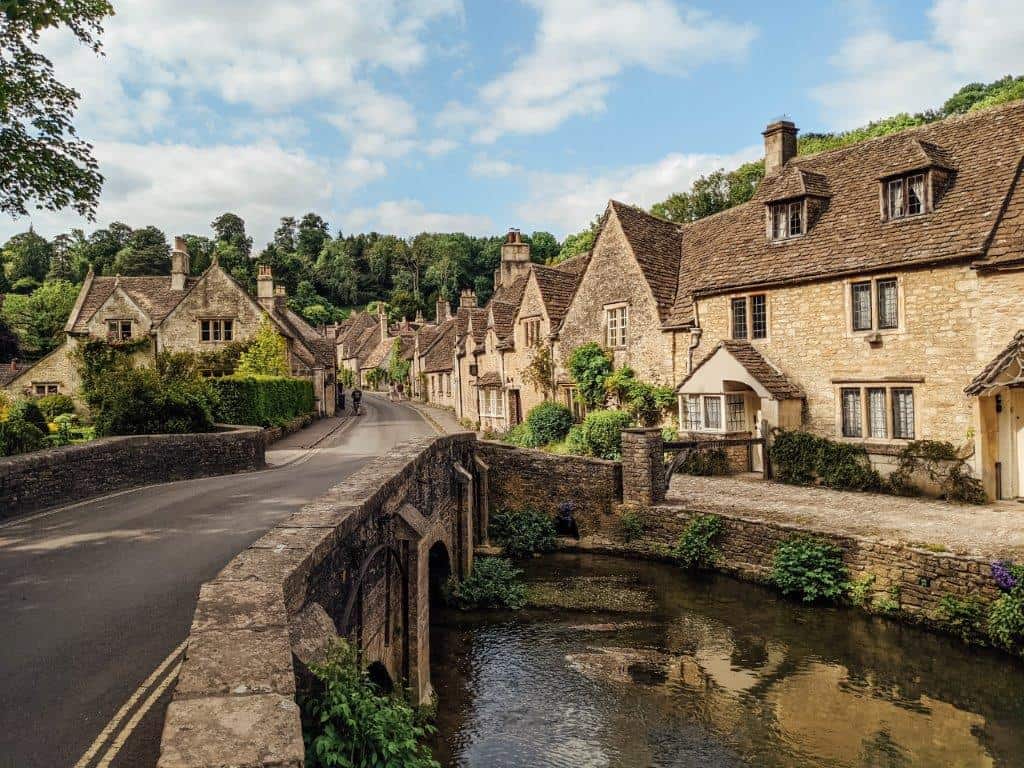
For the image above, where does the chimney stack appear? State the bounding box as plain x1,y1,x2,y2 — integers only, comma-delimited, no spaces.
377,304,387,340
459,289,477,308
171,236,190,291
257,264,275,309
763,119,798,176
495,227,531,289
436,296,451,322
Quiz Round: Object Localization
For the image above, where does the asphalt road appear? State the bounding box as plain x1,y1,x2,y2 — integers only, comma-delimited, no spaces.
0,395,434,768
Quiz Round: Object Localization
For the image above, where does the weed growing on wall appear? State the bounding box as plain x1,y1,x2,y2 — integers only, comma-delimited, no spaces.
673,514,725,570
847,573,877,607
300,640,439,768
490,509,557,559
619,510,646,542
445,557,527,610
939,595,988,643
889,440,986,504
988,560,1024,650
771,535,848,603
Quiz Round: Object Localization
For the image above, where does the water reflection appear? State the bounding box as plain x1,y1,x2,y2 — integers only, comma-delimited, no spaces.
430,554,1024,768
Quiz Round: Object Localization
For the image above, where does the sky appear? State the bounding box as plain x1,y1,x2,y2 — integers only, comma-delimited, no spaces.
5,0,1024,247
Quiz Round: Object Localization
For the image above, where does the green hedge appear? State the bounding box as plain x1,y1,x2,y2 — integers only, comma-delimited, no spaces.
211,375,315,426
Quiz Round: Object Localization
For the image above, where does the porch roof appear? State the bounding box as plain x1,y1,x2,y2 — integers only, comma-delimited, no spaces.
677,340,804,401
965,330,1024,395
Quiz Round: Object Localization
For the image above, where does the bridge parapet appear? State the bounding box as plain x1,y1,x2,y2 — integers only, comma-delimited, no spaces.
157,432,478,768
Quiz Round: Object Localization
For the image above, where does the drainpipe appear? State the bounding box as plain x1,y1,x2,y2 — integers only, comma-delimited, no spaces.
687,327,703,373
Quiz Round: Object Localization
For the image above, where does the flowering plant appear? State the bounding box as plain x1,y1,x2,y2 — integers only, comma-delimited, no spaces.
991,560,1024,592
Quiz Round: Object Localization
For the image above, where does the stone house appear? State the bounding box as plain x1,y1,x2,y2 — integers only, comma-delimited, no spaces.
336,310,382,386
5,238,337,416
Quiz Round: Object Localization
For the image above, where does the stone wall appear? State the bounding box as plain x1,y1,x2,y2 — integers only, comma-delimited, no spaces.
159,434,478,768
0,426,265,520
476,440,622,532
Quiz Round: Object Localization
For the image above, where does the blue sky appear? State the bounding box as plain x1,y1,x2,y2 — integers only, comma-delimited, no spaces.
6,0,1024,247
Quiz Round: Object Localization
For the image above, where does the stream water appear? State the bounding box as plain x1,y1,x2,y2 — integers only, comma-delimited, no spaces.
428,553,1024,768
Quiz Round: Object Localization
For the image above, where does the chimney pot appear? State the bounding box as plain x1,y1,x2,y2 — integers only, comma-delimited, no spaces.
170,236,190,290
257,263,275,306
763,119,798,176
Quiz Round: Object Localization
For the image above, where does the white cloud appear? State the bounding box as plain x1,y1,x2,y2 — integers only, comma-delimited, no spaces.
343,200,493,236
453,0,755,142
813,0,1024,127
469,158,523,177
516,145,761,234
0,142,336,246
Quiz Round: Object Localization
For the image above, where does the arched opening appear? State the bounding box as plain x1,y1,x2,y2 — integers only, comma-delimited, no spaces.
428,541,452,611
366,661,394,694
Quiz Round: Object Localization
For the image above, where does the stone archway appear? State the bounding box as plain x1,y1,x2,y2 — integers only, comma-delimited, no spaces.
428,540,452,610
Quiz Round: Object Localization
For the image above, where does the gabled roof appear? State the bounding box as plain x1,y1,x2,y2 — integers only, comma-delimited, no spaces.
678,340,804,401
759,166,831,203
671,101,1024,322
422,320,456,373
268,297,334,368
608,200,683,321
532,260,587,327
67,274,198,333
965,330,1024,395
489,301,518,341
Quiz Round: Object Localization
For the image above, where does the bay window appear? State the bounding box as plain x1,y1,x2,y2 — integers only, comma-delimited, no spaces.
681,393,750,434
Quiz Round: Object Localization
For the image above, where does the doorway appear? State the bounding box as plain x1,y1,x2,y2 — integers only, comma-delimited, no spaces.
996,389,1024,499
509,390,522,426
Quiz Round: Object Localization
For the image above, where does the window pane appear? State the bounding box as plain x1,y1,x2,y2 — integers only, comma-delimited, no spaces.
201,321,211,341
772,204,787,239
868,388,887,438
224,320,233,341
841,388,863,437
751,294,767,339
908,175,924,215
683,396,700,430
620,307,628,345
704,396,722,430
731,298,748,339
726,394,746,432
876,279,898,329
888,179,904,218
789,201,802,236
893,388,915,439
852,282,872,331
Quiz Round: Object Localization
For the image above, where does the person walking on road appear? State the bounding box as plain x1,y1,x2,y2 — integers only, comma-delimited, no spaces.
351,386,362,415
336,382,346,412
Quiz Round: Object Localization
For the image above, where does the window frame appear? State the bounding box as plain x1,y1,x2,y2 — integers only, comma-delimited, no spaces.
836,384,917,442
848,276,901,334
521,316,542,347
730,293,769,340
885,172,928,220
106,319,133,341
769,199,804,241
604,303,629,349
33,382,59,396
200,318,235,343
679,393,750,435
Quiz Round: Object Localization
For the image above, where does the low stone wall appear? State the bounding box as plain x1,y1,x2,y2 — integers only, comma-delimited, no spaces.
476,440,622,531
575,504,1002,637
0,425,265,520
158,433,478,768
261,412,315,446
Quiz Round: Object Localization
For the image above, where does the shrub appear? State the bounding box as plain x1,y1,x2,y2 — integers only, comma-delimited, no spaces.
619,510,646,542
235,319,289,377
604,366,677,427
301,640,439,768
525,401,573,445
565,425,588,455
490,509,556,559
501,421,541,448
769,430,881,491
939,595,987,643
771,535,848,603
577,409,632,459
675,447,730,476
673,514,724,570
35,394,76,420
87,363,216,437
445,557,527,610
567,343,613,409
889,440,987,504
211,375,315,426
847,573,876,607
987,560,1024,649
8,398,47,433
0,417,45,456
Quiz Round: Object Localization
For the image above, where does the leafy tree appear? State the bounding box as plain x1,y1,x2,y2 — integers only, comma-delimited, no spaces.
211,212,252,259
566,342,613,409
0,0,112,218
110,225,170,275
0,279,79,359
3,230,52,282
553,225,596,264
295,212,329,263
0,267,9,293
47,230,88,282
182,234,215,275
235,318,289,376
316,238,360,306
526,231,560,263
79,223,132,275
0,316,19,362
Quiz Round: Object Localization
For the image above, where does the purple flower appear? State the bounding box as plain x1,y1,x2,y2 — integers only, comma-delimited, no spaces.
991,560,1017,591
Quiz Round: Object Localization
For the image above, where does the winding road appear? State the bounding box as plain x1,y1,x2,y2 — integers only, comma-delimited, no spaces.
0,395,435,768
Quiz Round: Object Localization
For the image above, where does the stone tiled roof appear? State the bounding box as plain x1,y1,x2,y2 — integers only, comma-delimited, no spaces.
476,371,502,387
268,298,334,368
680,340,804,400
760,166,831,202
669,101,1024,326
965,330,1024,395
551,250,591,276
469,308,489,344
533,261,587,326
422,320,455,373
609,200,682,321
0,361,21,386
68,275,198,332
975,157,1024,269
490,274,528,308
489,301,518,341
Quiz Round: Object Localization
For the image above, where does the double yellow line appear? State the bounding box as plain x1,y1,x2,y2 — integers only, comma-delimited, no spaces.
73,640,187,768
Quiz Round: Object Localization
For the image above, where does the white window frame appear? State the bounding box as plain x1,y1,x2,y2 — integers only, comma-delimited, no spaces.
769,200,804,241
106,319,133,341
730,293,769,341
481,388,505,418
886,173,927,220
604,303,628,348
846,276,902,335
679,393,749,434
836,384,917,442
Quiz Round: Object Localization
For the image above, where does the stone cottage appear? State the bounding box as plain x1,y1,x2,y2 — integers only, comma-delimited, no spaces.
5,238,337,416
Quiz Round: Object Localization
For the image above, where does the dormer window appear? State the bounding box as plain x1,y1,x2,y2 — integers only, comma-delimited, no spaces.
770,201,803,240
887,174,925,219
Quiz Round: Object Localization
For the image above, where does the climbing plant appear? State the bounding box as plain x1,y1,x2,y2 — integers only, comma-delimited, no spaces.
567,342,612,409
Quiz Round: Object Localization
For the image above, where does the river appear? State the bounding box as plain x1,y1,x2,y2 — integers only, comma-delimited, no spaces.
428,553,1024,768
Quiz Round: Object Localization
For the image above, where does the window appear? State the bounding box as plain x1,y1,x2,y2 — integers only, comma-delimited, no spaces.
200,318,234,342
731,298,748,340
892,388,915,439
445,373,451,397
876,279,898,330
867,388,887,438
851,278,899,332
33,383,59,396
562,386,586,423
682,393,748,433
851,282,872,331
770,201,803,240
703,396,722,430
107,319,132,341
731,294,767,340
726,395,747,432
683,395,701,430
887,174,926,219
481,389,504,418
523,318,541,346
841,388,863,438
605,305,628,348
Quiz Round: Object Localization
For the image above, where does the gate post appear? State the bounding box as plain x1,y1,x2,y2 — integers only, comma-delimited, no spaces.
621,427,666,505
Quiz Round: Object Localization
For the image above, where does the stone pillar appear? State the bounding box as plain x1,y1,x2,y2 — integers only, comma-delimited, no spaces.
621,427,665,505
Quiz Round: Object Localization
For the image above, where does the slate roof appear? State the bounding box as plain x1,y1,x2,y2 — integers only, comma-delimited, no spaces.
669,101,1024,326
68,275,199,332
609,200,683,321
965,330,1024,395
679,340,804,400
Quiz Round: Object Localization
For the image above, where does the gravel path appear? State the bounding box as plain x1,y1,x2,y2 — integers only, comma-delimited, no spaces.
667,474,1024,559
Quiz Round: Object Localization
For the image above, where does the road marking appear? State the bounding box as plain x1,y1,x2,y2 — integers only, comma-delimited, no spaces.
95,657,184,768
72,640,186,768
